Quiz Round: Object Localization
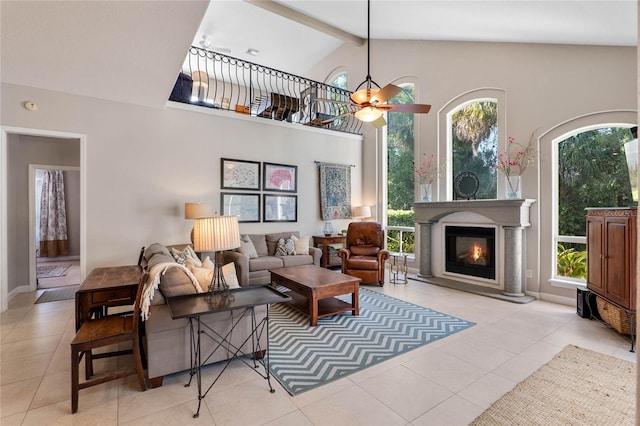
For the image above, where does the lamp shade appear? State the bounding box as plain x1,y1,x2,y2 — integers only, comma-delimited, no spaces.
192,71,209,88
354,205,371,218
355,107,383,122
193,215,241,252
351,87,378,105
184,203,213,219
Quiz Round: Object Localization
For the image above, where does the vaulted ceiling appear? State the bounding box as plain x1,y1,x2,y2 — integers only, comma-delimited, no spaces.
1,1,636,109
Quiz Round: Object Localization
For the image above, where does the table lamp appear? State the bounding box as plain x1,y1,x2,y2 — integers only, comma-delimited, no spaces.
185,202,213,242
353,205,372,221
193,214,241,298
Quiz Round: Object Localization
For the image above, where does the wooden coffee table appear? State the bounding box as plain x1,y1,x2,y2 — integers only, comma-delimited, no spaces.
270,265,361,326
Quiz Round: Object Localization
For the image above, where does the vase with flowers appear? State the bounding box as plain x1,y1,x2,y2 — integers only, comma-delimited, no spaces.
415,153,441,202
496,134,536,199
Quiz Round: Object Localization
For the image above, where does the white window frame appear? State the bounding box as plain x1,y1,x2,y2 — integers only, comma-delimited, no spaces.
547,118,636,289
438,88,506,201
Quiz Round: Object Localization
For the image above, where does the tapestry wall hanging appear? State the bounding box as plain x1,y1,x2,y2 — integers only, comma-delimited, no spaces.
319,162,352,220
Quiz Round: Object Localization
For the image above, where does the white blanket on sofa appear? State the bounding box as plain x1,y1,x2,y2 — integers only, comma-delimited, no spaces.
140,262,203,321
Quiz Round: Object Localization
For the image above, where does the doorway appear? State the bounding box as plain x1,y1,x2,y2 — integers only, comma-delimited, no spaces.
0,126,86,312
31,166,81,289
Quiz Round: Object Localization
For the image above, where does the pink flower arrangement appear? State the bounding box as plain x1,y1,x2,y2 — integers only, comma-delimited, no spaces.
414,153,441,184
496,135,536,177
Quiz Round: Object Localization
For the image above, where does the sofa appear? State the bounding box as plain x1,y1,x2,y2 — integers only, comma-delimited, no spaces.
140,243,268,388
222,231,321,286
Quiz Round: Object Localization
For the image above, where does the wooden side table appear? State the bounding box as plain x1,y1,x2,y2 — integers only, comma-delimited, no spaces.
75,265,143,331
313,235,347,269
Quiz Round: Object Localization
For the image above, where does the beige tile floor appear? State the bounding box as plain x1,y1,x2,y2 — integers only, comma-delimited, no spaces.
1,279,635,425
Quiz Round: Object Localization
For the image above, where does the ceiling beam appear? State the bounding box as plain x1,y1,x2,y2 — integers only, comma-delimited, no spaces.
244,0,365,47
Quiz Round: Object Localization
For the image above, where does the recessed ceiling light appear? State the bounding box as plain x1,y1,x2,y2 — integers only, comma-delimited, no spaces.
246,48,259,56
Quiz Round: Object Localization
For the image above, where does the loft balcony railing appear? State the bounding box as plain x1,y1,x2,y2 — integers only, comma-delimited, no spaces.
169,47,363,135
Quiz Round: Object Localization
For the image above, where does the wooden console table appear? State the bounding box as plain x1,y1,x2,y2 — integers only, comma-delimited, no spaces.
75,265,143,331
313,235,346,268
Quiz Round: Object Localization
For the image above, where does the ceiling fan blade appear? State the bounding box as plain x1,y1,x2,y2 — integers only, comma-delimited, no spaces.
372,116,387,128
319,112,353,124
382,103,432,114
370,84,402,104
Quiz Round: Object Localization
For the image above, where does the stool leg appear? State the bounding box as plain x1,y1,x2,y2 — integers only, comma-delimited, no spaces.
71,346,80,414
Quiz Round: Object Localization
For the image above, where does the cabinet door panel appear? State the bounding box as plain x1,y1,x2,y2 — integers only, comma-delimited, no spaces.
586,217,604,295
604,218,629,308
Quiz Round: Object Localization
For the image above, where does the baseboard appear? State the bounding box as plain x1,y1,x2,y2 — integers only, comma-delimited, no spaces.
37,255,80,263
538,292,575,307
8,284,32,302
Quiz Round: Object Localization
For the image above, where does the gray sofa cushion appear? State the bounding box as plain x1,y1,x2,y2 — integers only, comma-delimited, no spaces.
249,256,284,271
144,243,171,262
281,254,315,267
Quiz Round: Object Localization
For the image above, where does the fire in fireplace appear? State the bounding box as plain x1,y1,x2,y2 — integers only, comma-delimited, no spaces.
445,226,496,279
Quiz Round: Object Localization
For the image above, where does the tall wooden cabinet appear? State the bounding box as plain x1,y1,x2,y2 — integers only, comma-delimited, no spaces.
586,207,637,311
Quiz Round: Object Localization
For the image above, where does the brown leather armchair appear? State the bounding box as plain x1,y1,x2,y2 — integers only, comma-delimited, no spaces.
338,222,390,286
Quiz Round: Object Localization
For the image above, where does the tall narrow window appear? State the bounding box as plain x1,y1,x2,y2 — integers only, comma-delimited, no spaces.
450,101,497,199
555,126,636,282
387,83,415,254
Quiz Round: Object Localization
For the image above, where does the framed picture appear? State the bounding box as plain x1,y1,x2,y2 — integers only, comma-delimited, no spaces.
263,194,297,222
221,193,260,222
221,158,260,190
263,162,297,192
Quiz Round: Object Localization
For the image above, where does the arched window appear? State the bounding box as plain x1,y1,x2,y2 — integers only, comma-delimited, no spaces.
553,125,636,283
329,72,347,90
439,89,506,201
538,110,636,291
449,100,498,199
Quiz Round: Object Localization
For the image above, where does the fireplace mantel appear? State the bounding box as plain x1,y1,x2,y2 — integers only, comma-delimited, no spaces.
414,199,536,301
414,199,536,227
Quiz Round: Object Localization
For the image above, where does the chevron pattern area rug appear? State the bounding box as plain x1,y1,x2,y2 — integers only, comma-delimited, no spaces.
268,288,475,395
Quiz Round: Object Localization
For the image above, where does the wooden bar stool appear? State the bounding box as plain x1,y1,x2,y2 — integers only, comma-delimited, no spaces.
71,272,148,413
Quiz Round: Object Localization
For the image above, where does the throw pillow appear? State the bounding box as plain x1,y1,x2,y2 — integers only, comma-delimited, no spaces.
275,238,295,256
185,256,203,270
201,256,215,270
222,262,240,289
291,234,309,255
171,246,200,266
189,266,213,292
275,238,287,256
238,235,259,259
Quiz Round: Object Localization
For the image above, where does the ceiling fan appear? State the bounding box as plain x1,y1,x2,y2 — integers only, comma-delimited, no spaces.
320,0,431,128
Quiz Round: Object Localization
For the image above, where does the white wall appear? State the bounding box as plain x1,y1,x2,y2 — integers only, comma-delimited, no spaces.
1,84,363,299
308,39,637,301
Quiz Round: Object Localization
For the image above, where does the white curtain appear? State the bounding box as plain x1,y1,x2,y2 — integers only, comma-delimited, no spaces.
39,170,69,257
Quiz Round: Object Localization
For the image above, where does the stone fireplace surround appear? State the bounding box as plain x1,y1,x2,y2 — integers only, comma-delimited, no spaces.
413,199,536,303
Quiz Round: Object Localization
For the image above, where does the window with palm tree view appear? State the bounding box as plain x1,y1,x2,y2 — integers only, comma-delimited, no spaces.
387,84,416,255
555,126,636,281
450,101,498,200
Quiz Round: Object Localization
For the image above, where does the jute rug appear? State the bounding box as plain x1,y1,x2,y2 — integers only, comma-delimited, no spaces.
34,286,79,304
36,264,71,279
268,288,475,395
471,345,635,425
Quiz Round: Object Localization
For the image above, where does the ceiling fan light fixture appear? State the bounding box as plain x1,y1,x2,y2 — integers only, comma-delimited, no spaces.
355,107,383,122
351,87,379,104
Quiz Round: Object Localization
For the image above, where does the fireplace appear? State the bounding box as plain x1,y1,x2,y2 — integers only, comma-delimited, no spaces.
414,199,535,299
445,226,495,280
